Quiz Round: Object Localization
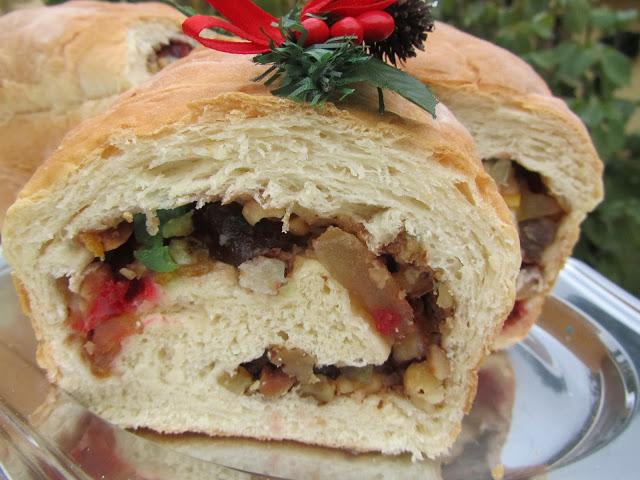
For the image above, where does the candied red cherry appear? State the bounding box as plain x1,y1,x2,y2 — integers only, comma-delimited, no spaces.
357,11,395,42
300,18,330,46
330,17,364,44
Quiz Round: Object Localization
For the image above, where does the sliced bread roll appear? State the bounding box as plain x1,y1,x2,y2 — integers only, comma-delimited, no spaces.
0,0,195,226
2,51,520,459
404,22,604,348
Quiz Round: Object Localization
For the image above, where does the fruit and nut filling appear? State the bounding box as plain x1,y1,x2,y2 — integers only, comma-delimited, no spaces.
484,159,565,322
220,341,450,411
69,200,454,408
146,40,193,73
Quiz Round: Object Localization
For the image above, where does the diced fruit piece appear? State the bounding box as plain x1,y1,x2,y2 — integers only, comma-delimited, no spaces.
73,266,159,335
519,217,558,264
313,227,414,339
517,193,562,222
219,367,253,394
404,360,445,411
168,238,208,266
299,375,336,403
161,211,194,238
503,193,521,209
259,366,295,398
88,314,139,376
101,223,133,252
288,216,310,236
268,347,316,384
373,309,402,336
238,256,287,295
78,232,105,259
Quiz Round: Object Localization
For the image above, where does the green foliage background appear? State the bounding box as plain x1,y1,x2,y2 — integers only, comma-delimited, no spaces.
5,0,640,294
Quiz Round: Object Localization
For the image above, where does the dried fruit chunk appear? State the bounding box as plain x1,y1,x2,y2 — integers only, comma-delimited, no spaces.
88,314,139,377
313,227,414,339
259,366,295,398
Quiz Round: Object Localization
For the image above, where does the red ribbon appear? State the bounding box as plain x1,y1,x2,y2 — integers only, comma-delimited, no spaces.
182,0,399,55
302,0,398,17
182,0,284,54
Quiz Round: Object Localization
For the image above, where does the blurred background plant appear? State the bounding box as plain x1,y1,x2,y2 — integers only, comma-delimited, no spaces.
3,0,639,294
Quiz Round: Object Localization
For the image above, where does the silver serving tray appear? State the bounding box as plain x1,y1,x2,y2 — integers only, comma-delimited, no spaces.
0,254,638,480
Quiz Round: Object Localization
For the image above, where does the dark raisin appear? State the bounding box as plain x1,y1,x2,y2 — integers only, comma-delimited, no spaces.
519,217,558,265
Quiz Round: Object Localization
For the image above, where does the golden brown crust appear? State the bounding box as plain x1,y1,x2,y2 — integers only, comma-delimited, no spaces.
0,1,186,226
17,52,514,232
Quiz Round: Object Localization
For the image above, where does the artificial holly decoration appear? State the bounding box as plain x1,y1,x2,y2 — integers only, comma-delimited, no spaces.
181,0,437,117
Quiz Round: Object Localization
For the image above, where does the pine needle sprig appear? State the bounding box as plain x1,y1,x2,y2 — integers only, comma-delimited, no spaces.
367,0,435,65
254,38,372,106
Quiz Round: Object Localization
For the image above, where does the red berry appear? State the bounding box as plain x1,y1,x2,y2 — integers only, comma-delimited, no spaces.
357,11,395,42
372,308,401,336
330,17,364,44
300,17,330,46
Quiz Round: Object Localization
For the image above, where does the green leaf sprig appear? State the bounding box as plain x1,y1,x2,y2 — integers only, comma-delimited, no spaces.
253,10,438,117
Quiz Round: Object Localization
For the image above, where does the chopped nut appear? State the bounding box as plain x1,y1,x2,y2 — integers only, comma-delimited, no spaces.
119,268,137,280
436,284,454,310
357,372,385,395
404,360,445,410
392,331,427,363
241,200,285,226
427,345,450,381
238,257,287,295
335,376,356,395
219,367,253,395
268,347,317,384
299,375,336,403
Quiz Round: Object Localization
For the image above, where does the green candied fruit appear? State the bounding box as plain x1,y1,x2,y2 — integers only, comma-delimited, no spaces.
161,211,194,238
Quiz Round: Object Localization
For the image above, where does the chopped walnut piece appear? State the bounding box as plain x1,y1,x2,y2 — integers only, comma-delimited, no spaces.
403,360,445,411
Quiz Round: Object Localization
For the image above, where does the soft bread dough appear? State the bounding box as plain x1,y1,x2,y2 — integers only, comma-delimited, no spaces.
404,22,604,347
0,0,191,225
2,51,520,459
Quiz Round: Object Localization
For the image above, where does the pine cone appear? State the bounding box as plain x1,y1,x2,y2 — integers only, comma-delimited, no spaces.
367,0,435,65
